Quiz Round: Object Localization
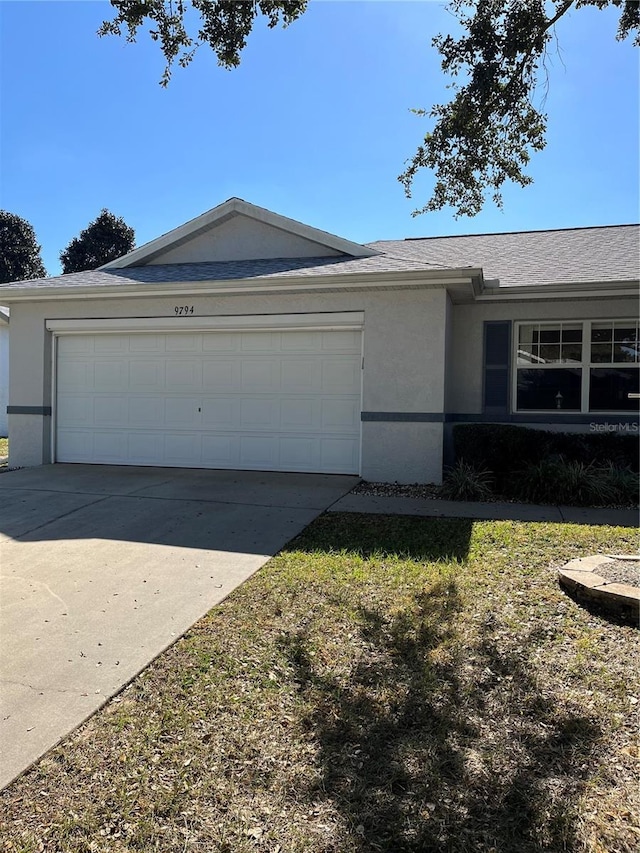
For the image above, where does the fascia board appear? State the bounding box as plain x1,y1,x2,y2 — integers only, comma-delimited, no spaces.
475,279,639,301
0,268,478,302
101,198,379,270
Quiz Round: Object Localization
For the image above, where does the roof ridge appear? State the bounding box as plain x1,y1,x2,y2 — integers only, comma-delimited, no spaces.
397,223,640,243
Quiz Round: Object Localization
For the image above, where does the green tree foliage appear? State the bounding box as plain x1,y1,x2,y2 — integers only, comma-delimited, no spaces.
99,0,308,84
399,0,639,217
60,210,135,274
100,0,638,217
0,211,47,283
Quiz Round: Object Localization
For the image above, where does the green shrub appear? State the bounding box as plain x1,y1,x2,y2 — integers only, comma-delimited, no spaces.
439,460,494,501
510,457,633,507
452,424,639,493
598,463,640,506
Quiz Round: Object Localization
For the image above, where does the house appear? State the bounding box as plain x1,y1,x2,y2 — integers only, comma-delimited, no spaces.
0,198,637,483
0,307,8,437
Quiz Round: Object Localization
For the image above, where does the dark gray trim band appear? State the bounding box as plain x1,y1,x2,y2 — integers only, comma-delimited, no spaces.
7,406,52,416
361,411,639,426
446,412,639,425
361,412,445,422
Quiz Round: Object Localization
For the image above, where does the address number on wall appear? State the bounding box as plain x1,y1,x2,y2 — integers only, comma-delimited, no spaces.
174,306,195,315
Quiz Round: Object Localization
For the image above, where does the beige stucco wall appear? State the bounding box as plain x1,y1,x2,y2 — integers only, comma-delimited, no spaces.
446,296,640,414
7,285,449,482
148,216,342,264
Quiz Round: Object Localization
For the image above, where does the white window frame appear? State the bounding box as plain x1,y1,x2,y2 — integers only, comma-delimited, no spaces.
512,318,639,415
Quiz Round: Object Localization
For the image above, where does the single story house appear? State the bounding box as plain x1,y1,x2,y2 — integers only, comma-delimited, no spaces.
0,307,8,436
0,198,637,483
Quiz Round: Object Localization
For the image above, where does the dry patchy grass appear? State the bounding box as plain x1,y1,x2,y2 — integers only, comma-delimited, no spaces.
1,515,638,853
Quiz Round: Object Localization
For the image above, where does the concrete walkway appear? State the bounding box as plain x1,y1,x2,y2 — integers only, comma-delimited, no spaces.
329,493,639,527
0,465,357,791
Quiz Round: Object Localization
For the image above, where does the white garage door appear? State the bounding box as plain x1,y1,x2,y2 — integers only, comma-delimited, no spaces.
55,330,362,474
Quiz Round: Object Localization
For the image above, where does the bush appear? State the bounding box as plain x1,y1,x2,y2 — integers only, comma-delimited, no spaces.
510,458,617,506
598,463,640,506
452,424,639,493
508,457,639,507
439,460,494,501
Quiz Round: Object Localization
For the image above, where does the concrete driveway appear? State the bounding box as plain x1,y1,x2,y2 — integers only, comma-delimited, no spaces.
0,464,357,790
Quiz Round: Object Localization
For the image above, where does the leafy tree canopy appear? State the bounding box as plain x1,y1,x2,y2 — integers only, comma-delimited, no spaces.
0,211,47,284
60,209,135,274
99,0,308,84
100,0,638,217
399,0,639,217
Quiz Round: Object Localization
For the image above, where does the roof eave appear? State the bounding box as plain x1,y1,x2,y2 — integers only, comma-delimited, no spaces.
476,279,639,301
0,267,478,302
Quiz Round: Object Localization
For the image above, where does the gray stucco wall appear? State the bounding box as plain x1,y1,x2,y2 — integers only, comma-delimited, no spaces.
148,216,342,264
0,323,8,436
7,286,449,482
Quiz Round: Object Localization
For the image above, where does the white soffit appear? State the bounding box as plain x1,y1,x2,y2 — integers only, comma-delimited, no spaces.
101,198,379,269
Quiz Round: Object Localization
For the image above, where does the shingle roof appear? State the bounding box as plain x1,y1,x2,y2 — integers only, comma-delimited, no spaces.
0,224,637,293
368,224,640,288
0,252,450,291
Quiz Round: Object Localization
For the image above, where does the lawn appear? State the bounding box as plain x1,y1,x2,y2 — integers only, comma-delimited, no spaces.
0,437,7,457
1,514,638,852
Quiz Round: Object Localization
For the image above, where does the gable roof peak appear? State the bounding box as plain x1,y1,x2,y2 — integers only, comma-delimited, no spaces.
101,198,379,269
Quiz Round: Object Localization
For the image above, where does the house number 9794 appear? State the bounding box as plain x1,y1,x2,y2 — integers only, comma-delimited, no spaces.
174,306,195,315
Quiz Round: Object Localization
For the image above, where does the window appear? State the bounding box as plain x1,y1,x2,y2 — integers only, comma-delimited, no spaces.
515,320,639,413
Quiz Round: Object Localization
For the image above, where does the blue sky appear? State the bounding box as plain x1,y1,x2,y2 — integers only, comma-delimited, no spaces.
0,0,638,276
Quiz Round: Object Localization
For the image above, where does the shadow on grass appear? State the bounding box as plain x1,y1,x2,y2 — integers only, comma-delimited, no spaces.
285,513,474,562
279,579,601,853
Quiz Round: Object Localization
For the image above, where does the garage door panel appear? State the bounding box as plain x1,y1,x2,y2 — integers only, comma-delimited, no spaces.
280,398,316,429
240,398,277,429
56,329,361,474
59,337,92,355
130,360,165,390
92,432,123,462
201,398,236,428
241,360,278,391
94,396,127,427
321,437,359,472
57,396,92,427
128,396,164,427
240,331,275,351
128,433,163,463
202,360,239,391
166,334,201,352
321,399,360,429
203,333,239,353
163,433,201,465
279,437,317,468
129,335,164,352
322,360,361,393
94,335,128,354
164,397,201,428
202,434,239,466
281,360,321,393
166,360,202,390
93,361,128,392
240,436,277,467
57,429,92,461
57,362,90,393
